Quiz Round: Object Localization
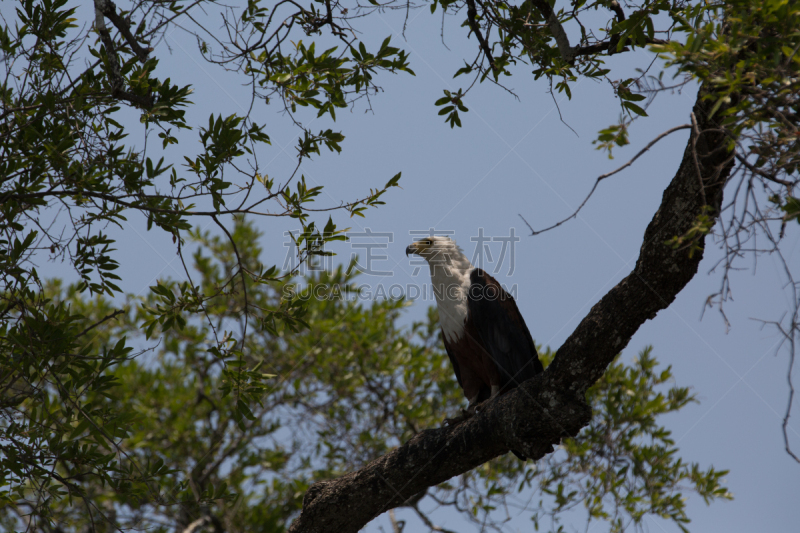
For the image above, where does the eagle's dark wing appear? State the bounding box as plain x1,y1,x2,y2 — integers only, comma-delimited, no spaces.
442,335,463,389
467,268,543,391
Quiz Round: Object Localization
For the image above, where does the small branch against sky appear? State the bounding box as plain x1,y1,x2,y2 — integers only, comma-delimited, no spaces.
519,124,692,236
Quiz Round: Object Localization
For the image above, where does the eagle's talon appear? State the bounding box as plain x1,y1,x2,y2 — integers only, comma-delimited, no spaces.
471,400,486,413
443,407,476,426
443,413,467,426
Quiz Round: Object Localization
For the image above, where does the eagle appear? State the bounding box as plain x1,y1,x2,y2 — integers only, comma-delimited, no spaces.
406,235,543,417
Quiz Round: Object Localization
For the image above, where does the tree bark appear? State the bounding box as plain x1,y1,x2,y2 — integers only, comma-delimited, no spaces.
287,88,734,533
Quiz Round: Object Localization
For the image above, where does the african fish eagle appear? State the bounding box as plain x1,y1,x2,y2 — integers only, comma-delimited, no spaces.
406,235,543,416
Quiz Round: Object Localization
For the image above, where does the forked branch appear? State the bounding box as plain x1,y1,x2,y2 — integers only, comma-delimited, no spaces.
287,88,734,533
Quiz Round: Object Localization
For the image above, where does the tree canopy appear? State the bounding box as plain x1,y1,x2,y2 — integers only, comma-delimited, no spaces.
5,218,731,532
1,0,798,531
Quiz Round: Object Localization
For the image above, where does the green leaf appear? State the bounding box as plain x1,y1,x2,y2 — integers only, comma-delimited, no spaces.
623,101,648,116
385,172,401,188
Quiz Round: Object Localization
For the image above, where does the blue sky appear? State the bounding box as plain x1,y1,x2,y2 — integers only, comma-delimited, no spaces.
16,0,800,531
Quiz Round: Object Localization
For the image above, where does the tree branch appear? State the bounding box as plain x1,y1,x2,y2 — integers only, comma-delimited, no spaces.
523,124,692,236
530,0,576,63
286,88,735,533
288,374,590,533
94,0,151,64
529,1,667,63
76,309,125,339
93,0,154,108
548,90,734,393
735,153,794,187
608,0,626,22
466,0,497,71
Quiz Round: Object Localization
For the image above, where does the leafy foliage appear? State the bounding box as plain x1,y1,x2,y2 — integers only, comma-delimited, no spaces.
4,0,792,529
5,219,729,532
0,0,407,526
533,348,731,533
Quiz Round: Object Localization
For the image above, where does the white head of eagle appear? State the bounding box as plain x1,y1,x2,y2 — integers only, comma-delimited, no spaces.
406,234,544,428
405,235,473,343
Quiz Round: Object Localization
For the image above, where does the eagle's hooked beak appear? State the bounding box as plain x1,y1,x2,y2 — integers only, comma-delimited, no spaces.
406,240,429,257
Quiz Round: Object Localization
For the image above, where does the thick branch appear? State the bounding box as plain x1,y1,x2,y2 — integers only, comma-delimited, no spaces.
93,0,154,108
95,0,151,63
93,0,122,92
466,0,497,71
548,90,734,392
529,1,666,63
288,375,590,533
287,88,734,533
608,0,626,22
530,0,576,63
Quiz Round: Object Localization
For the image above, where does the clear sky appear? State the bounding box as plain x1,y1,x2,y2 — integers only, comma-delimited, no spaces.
15,1,800,531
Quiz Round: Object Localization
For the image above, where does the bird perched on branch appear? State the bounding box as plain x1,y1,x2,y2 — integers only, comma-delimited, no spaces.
406,235,543,419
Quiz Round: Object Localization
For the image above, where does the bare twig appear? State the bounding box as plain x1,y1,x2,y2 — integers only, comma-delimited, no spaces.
548,77,578,137
76,309,125,338
412,504,458,533
210,214,250,342
735,153,794,187
388,509,403,533
524,124,691,235
690,112,708,205
784,334,799,463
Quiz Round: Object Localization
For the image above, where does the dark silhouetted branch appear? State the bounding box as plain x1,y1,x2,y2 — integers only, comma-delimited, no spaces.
94,0,151,63
286,89,734,533
466,0,497,71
